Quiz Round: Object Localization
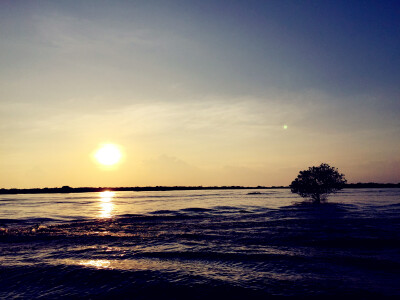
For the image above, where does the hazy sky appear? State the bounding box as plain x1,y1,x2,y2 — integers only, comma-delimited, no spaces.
1,0,399,188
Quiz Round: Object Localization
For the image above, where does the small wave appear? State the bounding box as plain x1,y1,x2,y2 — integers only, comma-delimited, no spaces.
0,217,58,227
21,217,58,224
150,210,176,214
211,206,251,214
64,196,99,200
180,208,213,213
136,250,307,263
125,193,226,199
381,203,400,208
0,218,25,225
116,213,203,223
212,206,238,210
247,192,276,195
281,202,358,213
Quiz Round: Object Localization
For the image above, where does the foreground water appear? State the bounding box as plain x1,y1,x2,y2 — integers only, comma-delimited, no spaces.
1,189,399,298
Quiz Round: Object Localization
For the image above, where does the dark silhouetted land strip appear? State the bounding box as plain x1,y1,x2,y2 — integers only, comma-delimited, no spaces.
0,185,285,195
0,183,399,195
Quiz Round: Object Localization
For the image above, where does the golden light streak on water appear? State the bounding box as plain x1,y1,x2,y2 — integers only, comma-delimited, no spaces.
79,259,111,269
99,191,115,218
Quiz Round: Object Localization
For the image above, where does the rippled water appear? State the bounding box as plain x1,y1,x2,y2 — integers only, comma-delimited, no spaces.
1,189,399,298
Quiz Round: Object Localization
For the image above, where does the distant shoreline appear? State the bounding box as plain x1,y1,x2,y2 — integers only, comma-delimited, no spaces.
1,183,399,195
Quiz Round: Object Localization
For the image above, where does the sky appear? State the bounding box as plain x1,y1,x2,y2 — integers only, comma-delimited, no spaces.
1,0,399,188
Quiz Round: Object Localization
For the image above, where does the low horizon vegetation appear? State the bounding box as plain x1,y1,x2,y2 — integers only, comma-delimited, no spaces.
290,163,347,204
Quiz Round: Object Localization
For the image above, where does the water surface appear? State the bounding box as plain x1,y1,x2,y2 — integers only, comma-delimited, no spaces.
1,189,399,298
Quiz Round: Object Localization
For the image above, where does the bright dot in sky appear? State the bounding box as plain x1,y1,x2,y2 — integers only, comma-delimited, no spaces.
283,124,288,130
95,144,122,166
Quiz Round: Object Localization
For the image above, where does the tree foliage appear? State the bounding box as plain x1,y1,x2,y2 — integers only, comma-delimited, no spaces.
290,163,347,204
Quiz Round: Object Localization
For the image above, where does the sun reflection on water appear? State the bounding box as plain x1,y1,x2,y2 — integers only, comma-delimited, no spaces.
80,259,111,269
99,191,115,218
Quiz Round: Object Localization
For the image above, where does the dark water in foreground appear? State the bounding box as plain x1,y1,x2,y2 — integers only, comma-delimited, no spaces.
1,189,399,299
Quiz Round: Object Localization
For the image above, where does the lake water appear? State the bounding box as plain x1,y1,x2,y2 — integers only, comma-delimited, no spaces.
1,189,399,298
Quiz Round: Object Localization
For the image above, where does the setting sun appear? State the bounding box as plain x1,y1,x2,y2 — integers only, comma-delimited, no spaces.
94,144,122,166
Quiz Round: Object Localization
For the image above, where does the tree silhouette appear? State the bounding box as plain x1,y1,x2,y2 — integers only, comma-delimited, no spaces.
290,163,347,204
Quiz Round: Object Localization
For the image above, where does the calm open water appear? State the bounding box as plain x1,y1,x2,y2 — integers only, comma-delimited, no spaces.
1,189,399,299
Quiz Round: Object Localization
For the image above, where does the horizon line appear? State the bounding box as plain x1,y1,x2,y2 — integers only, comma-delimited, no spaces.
1,182,400,195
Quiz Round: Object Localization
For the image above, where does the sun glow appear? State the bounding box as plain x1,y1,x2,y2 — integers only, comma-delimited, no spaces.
95,144,122,166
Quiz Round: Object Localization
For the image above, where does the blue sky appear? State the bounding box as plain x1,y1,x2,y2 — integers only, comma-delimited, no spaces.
1,0,399,187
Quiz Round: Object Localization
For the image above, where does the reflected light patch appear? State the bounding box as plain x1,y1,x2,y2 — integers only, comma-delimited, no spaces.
99,191,115,218
80,259,111,269
100,202,114,218
95,144,122,166
283,124,288,130
58,258,171,271
100,191,115,198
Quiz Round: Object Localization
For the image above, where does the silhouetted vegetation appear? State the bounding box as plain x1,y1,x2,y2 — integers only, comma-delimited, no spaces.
290,163,347,204
0,185,287,195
